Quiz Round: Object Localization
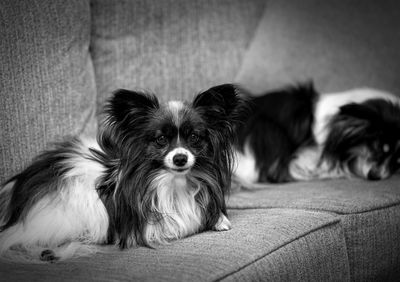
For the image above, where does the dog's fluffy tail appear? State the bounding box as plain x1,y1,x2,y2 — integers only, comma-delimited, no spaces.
0,137,110,263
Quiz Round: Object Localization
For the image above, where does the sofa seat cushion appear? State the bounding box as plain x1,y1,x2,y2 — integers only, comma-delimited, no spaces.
0,209,349,281
228,176,400,214
228,176,400,280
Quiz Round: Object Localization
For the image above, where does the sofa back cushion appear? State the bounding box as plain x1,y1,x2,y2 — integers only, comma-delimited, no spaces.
0,0,96,182
90,0,265,108
236,0,400,95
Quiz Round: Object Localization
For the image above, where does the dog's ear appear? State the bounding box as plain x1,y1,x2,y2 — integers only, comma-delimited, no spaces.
192,85,247,193
99,90,160,153
192,84,246,132
106,89,159,123
322,103,374,164
339,103,380,122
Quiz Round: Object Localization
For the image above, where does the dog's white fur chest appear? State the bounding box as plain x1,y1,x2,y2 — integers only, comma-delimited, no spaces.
144,172,204,244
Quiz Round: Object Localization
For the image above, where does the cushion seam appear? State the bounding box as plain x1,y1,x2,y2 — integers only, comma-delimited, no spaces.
227,201,400,215
214,219,342,282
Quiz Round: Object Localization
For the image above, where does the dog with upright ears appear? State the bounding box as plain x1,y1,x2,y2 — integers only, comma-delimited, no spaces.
0,84,245,262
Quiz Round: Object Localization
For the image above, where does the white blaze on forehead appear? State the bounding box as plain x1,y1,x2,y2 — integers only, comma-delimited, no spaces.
167,101,185,126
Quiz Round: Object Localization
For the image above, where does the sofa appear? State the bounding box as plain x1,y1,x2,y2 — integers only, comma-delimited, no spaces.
1,0,400,281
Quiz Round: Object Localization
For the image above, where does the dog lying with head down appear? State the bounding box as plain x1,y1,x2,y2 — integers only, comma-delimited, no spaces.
0,84,245,262
234,83,400,184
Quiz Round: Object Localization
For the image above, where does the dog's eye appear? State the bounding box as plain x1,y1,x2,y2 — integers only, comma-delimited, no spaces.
156,135,168,146
189,133,200,144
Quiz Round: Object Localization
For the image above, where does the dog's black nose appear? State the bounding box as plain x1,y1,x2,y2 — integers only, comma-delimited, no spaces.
173,154,188,167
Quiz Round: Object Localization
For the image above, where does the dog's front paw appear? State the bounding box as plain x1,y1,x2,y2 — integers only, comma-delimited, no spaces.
289,147,322,180
289,160,316,180
213,214,232,231
40,249,59,263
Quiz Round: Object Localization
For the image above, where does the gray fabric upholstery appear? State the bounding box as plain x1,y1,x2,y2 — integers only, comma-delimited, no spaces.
236,0,400,95
221,221,350,282
0,0,97,183
227,176,400,280
343,206,400,281
0,209,349,281
91,0,265,109
228,176,400,213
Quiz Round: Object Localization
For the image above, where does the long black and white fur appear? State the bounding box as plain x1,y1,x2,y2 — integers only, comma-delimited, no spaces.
0,84,244,262
234,83,400,184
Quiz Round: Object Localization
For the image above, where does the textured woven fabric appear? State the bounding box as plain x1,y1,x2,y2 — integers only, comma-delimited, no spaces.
228,178,400,281
236,0,400,95
0,209,347,281
221,222,349,282
0,0,97,183
90,0,265,109
228,176,400,214
343,206,400,281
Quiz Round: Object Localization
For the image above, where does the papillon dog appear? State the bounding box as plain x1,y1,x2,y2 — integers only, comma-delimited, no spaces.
234,83,400,184
0,84,244,262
